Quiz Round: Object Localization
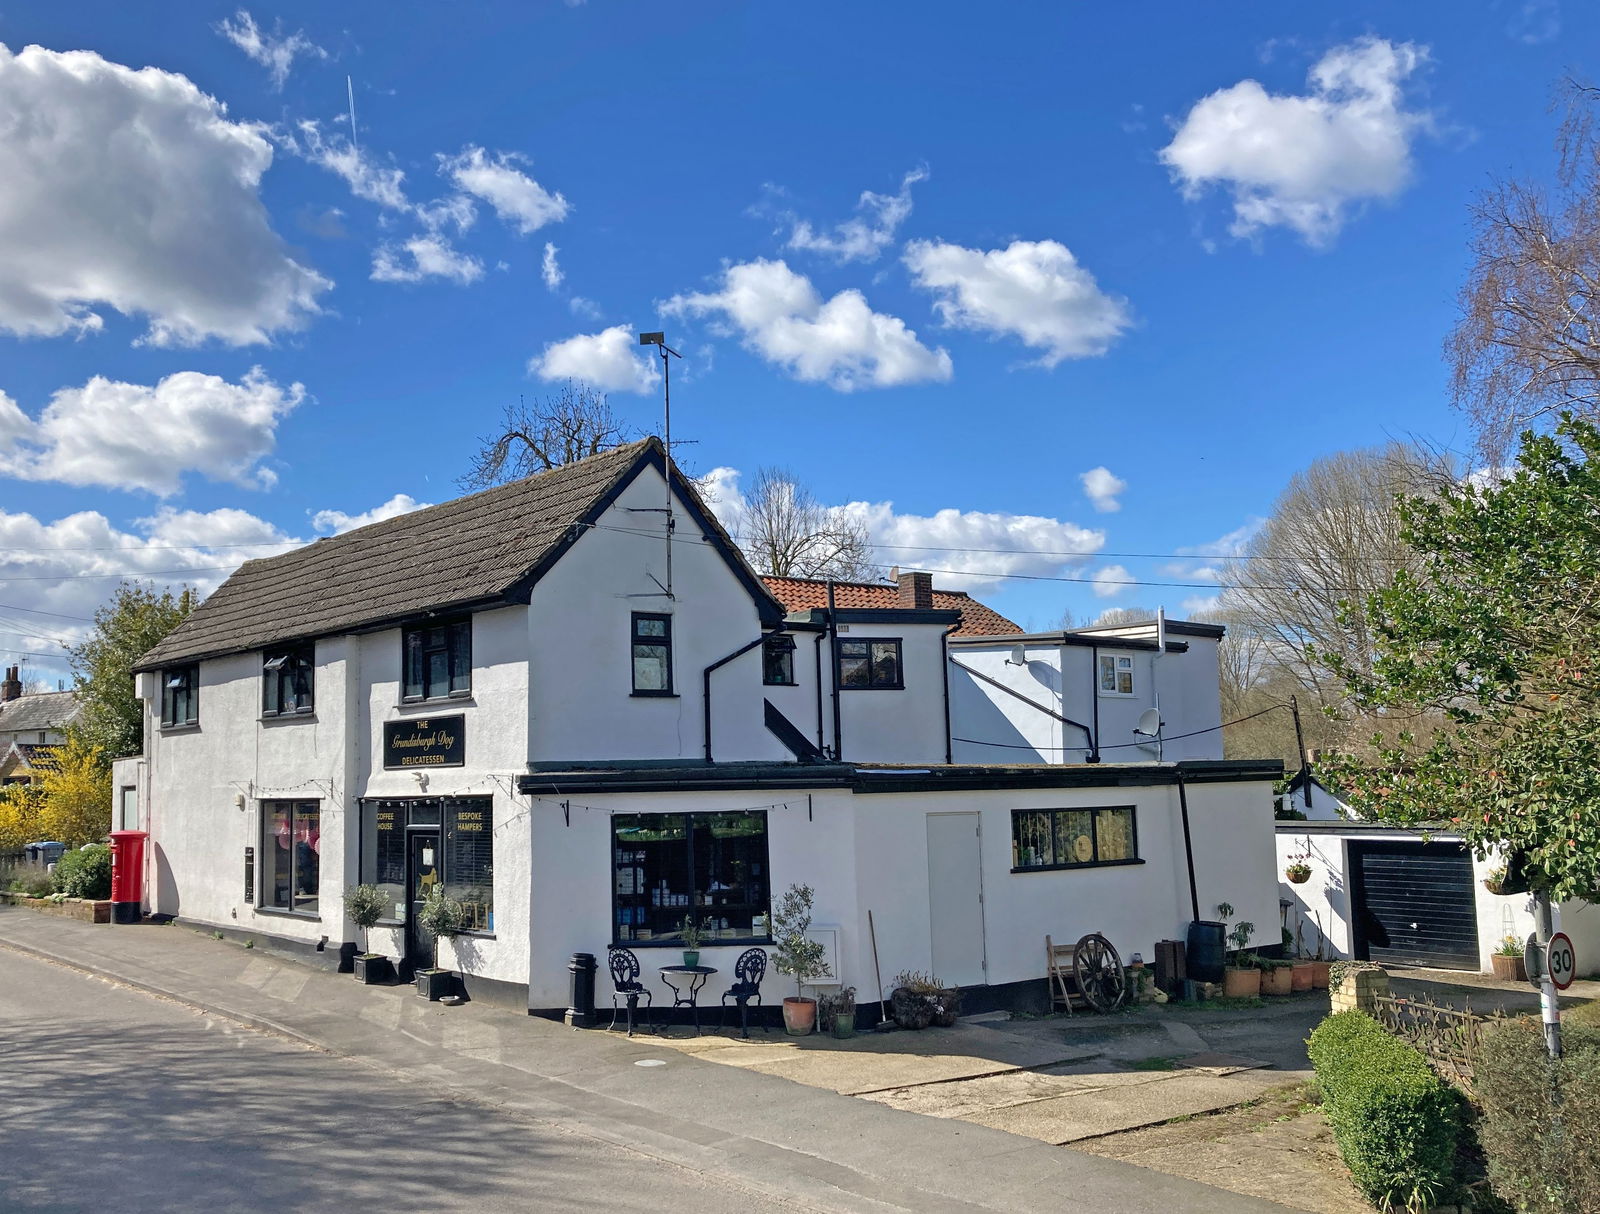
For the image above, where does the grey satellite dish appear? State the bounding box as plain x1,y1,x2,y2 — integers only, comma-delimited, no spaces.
1134,708,1162,738
1006,643,1027,666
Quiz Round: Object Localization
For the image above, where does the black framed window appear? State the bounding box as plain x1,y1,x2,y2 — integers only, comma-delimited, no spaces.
161,664,198,727
403,618,471,702
838,638,902,689
612,811,769,945
262,642,314,716
1011,806,1138,871
359,797,494,930
631,613,673,694
1098,653,1134,695
763,634,796,686
264,799,321,912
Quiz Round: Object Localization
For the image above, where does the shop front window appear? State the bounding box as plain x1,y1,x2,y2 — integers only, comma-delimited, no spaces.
265,799,321,912
359,797,493,930
612,811,770,944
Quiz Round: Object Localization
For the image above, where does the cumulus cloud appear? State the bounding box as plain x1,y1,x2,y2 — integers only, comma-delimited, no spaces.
700,466,1104,589
291,121,409,211
529,324,659,393
904,239,1130,366
785,168,926,263
665,259,951,391
0,368,304,496
311,493,430,535
1092,564,1134,598
371,235,484,285
542,242,564,290
0,42,329,345
1160,37,1431,245
216,10,327,89
1079,466,1126,513
440,146,569,235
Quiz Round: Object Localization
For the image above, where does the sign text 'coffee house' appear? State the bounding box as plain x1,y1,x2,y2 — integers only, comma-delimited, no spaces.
383,715,465,769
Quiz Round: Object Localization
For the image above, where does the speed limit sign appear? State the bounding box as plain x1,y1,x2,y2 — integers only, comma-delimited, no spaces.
1548,932,1577,991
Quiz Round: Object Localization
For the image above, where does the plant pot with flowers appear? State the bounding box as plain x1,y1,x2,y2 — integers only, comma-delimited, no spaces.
1285,861,1312,885
772,883,831,1035
1483,865,1508,895
1222,919,1261,998
343,883,394,985
1490,934,1527,982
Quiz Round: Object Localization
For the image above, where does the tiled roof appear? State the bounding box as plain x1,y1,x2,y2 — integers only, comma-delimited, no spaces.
138,438,778,670
762,576,1022,637
0,691,80,735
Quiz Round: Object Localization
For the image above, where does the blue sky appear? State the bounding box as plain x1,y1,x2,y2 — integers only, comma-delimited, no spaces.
0,1,1587,682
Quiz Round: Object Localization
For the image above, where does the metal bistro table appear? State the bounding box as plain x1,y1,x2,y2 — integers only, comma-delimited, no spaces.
658,965,718,1036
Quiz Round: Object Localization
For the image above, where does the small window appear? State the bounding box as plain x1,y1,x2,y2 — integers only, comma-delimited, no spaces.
264,799,321,912
118,786,138,831
1098,653,1135,696
1012,806,1138,871
838,638,902,689
403,618,471,702
262,642,315,716
762,634,796,686
161,664,199,727
632,613,673,694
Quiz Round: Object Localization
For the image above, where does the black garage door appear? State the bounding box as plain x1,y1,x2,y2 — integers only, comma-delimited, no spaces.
1350,841,1480,970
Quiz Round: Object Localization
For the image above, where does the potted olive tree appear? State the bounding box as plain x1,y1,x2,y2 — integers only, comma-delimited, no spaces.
1222,919,1261,998
343,883,394,984
416,887,467,1000
772,883,831,1035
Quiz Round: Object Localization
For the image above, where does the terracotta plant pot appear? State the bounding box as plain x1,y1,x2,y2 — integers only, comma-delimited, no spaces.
782,996,817,1036
1290,961,1315,992
1261,965,1294,996
1223,966,1261,998
1308,960,1331,989
1491,953,1527,983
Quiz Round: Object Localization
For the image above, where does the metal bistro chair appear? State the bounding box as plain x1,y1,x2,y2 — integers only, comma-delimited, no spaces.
607,946,655,1037
720,947,768,1038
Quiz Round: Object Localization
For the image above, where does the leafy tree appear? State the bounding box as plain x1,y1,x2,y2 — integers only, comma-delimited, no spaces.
0,782,45,852
457,383,632,489
35,737,113,846
66,582,196,759
1325,416,1600,901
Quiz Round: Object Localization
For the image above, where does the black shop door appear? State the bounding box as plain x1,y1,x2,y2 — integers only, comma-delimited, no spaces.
1350,841,1480,970
403,830,441,978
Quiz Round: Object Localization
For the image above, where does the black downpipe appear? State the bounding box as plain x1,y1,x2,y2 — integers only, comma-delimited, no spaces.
939,622,959,764
947,657,1094,755
827,581,842,762
1089,644,1102,763
1176,767,1201,923
812,631,826,751
703,634,768,762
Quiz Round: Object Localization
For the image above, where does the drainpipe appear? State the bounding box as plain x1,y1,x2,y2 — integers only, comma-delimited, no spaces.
1176,767,1201,923
812,631,826,752
703,635,768,763
939,622,959,764
827,581,843,762
1089,644,1102,763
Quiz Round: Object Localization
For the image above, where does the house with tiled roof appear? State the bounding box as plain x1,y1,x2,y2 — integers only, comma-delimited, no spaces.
118,439,1280,1020
0,669,80,753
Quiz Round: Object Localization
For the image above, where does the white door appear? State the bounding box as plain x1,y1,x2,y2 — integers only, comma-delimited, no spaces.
927,813,986,987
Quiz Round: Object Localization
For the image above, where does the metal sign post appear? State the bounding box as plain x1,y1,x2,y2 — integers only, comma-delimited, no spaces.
1528,894,1565,1059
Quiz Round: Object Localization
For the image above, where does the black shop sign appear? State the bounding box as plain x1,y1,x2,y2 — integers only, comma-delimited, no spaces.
383,715,465,769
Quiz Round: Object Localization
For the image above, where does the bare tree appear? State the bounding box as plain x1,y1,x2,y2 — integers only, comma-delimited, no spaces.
1449,81,1600,460
458,383,632,489
736,466,872,580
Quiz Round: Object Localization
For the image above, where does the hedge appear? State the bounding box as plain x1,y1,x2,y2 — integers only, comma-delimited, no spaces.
51,843,111,900
1308,1009,1466,1208
1476,1015,1600,1213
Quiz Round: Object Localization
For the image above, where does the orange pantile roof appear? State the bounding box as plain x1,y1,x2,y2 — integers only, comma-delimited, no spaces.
762,576,1022,637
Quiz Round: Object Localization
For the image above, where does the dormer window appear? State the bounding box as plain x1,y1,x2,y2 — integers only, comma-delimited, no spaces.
263,643,315,717
1098,653,1134,696
762,634,796,686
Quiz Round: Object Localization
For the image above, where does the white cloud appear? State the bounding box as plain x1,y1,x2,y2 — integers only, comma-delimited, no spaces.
1079,466,1126,513
371,235,484,285
1160,37,1431,246
291,121,410,211
542,242,564,290
0,368,303,496
700,465,1104,589
1092,564,1133,598
216,10,327,89
665,259,951,391
311,493,430,535
0,43,329,346
440,146,568,235
569,296,602,319
904,239,1130,366
1159,518,1265,587
786,168,926,263
529,324,659,393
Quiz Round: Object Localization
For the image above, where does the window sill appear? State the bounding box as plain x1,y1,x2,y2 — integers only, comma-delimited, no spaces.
614,937,772,950
839,685,904,692
395,696,474,712
254,906,322,920
260,712,317,725
1096,691,1136,699
159,723,200,734
630,690,678,698
1010,858,1145,875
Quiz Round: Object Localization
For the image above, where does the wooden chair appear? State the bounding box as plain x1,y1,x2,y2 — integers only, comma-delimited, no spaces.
1045,934,1084,1016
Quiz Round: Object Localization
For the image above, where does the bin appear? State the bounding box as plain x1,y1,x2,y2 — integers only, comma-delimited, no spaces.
109,830,149,924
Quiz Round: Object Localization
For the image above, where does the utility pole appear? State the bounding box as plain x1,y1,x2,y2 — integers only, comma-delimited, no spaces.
1289,694,1312,811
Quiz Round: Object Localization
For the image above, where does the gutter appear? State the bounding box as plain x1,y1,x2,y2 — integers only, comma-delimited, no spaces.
702,634,769,763
947,656,1095,759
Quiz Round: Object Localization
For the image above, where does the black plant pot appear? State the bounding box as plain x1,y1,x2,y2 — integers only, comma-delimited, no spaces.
354,954,394,985
416,968,455,1001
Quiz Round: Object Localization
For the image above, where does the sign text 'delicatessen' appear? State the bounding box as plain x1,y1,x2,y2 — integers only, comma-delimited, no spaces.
383,715,465,769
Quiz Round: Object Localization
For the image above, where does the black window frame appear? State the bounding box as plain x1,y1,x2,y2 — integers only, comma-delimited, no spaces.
160,663,199,728
762,634,797,686
611,810,772,947
356,796,496,933
837,637,904,690
262,642,315,717
1010,805,1141,873
630,612,674,696
262,798,322,915
402,617,472,703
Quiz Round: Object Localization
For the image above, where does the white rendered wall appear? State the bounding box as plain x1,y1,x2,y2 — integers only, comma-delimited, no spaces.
833,621,951,764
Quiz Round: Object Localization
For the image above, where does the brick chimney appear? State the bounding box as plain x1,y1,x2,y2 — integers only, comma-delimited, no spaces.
1,665,20,703
897,571,934,610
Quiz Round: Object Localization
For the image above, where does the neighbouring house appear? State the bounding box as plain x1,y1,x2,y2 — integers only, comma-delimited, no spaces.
0,670,79,786
0,742,61,787
1278,768,1354,820
119,438,1282,1015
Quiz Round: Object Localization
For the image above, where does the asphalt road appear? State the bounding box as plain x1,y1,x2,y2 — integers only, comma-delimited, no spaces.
0,951,802,1214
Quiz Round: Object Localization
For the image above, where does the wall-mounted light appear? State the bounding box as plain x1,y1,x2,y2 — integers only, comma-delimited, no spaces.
234,793,246,811
414,771,429,792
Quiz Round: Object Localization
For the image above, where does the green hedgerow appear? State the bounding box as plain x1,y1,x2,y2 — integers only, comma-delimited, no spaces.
50,844,112,900
1307,1010,1466,1209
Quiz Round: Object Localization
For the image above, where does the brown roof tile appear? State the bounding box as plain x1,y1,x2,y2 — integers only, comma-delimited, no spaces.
762,576,1022,637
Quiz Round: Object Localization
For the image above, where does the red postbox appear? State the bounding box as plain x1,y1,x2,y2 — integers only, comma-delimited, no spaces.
109,830,148,924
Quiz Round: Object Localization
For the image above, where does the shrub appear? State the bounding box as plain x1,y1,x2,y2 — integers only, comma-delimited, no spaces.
1308,1010,1466,1208
342,884,389,931
1476,1015,1600,1213
51,844,112,900
4,866,54,897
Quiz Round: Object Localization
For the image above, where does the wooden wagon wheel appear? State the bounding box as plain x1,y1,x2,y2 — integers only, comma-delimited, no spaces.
1072,932,1128,1013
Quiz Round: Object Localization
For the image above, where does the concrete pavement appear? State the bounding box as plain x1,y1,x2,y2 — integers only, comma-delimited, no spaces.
0,907,1290,1212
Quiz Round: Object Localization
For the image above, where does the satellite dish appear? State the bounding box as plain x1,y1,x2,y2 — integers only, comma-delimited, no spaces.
1134,708,1162,738
1006,643,1027,666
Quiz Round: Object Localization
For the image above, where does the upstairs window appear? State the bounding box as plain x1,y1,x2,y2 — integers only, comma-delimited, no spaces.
838,638,902,689
762,634,796,686
631,613,673,694
262,643,315,717
403,618,471,702
1098,653,1134,696
161,664,199,728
